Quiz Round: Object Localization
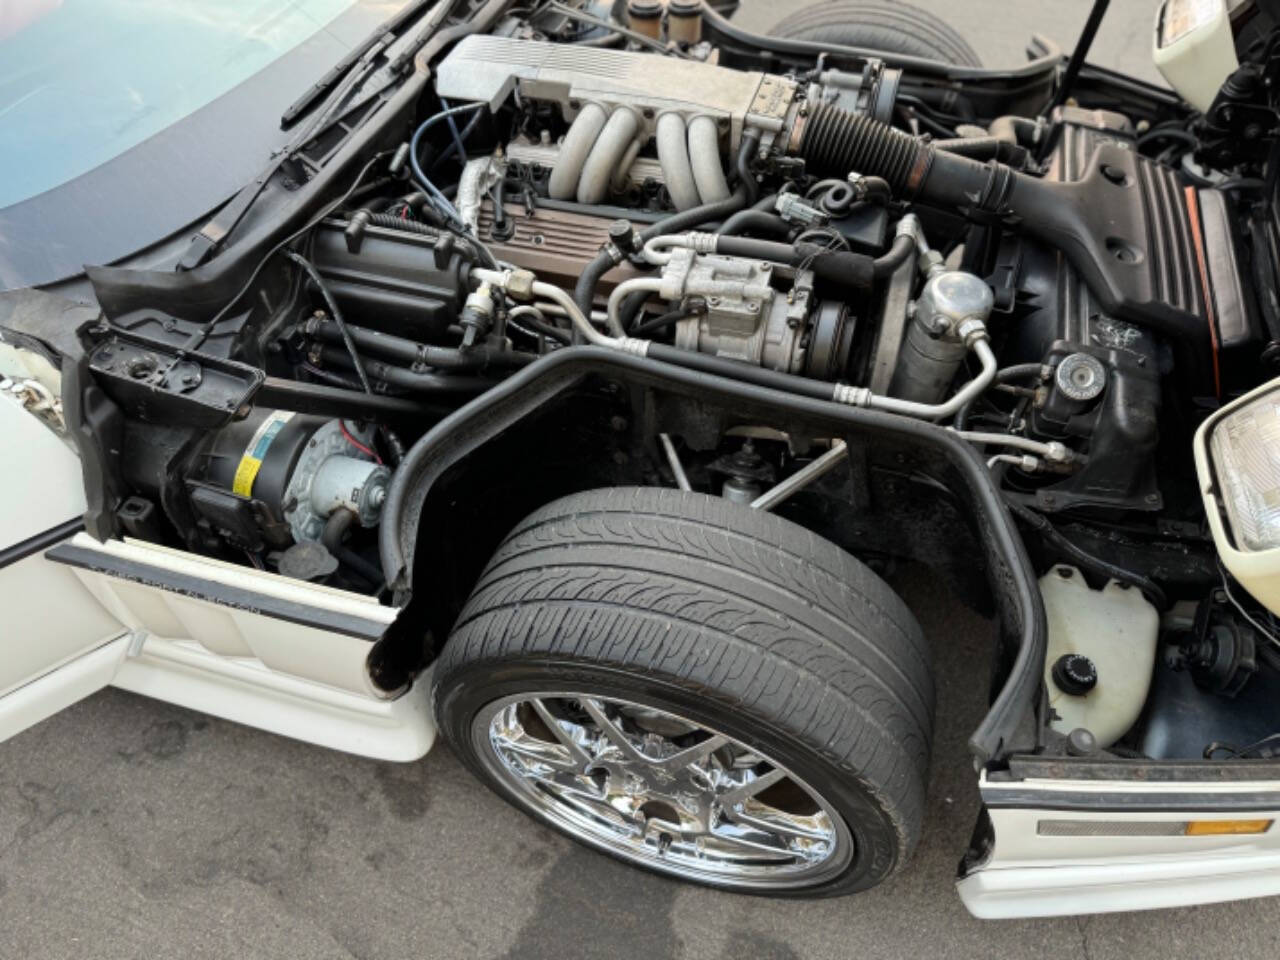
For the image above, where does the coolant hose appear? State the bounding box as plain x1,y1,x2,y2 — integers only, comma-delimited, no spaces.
933,137,1029,167
657,113,700,211
717,210,790,237
688,115,731,204
1005,498,1169,610
578,108,641,204
322,508,357,554
318,347,494,395
713,235,876,287
873,233,916,277
954,362,1045,430
549,102,608,201
309,318,536,370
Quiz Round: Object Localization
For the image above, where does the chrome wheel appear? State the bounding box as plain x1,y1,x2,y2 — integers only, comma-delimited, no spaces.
472,693,854,889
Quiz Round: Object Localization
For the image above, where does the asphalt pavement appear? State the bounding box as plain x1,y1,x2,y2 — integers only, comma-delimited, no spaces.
4,3,1277,959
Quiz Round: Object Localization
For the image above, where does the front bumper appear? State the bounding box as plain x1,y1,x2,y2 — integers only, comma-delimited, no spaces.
957,772,1280,918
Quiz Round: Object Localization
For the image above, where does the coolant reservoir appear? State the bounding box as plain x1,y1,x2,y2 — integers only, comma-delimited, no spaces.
1041,566,1159,747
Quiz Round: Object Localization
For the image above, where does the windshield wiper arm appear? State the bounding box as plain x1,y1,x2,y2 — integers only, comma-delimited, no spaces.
280,0,436,128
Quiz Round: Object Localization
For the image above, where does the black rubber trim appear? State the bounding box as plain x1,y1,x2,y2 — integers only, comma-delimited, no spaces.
0,518,84,571
1005,755,1280,783
45,542,387,641
983,785,1280,814
380,345,1044,766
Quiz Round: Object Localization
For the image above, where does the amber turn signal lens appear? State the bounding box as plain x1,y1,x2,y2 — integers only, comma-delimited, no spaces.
1184,819,1273,836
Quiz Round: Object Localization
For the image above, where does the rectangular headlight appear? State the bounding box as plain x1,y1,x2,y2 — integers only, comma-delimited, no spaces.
1195,378,1280,618
1209,387,1280,552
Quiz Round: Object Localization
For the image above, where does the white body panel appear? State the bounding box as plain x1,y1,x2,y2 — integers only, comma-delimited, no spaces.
958,774,1280,918
0,386,433,760
58,533,398,697
0,390,125,699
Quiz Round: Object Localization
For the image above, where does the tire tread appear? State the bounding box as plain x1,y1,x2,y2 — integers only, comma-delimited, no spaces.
436,488,935,891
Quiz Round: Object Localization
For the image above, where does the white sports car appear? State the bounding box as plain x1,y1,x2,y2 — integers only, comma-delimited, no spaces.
4,0,1280,919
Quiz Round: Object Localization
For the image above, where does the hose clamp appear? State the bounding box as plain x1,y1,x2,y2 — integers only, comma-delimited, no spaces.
617,338,651,357
832,383,871,406
686,232,718,254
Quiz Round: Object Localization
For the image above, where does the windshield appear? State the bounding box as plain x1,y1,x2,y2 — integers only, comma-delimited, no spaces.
0,0,359,209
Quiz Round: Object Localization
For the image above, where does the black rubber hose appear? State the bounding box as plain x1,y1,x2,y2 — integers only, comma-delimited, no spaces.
988,115,1040,147
1005,498,1169,610
619,290,654,333
571,169,757,333
358,211,492,263
318,346,495,395
646,342,837,402
322,508,357,554
736,132,759,205
491,179,507,233
713,235,879,288
933,137,1029,167
381,427,406,465
310,318,536,370
509,311,572,346
716,210,791,237
714,235,803,262
872,233,916,278
854,175,892,204
285,250,372,394
632,306,697,337
361,211,435,236
338,547,386,588
955,363,1045,430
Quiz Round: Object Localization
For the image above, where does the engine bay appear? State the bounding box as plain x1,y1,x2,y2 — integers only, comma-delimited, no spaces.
18,0,1280,771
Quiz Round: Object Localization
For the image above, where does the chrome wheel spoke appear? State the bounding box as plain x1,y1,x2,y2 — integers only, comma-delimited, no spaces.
538,779,637,831
651,733,729,774
719,766,787,807
527,697,593,769
706,826,798,861
493,732,581,773
727,806,832,843
580,698,647,762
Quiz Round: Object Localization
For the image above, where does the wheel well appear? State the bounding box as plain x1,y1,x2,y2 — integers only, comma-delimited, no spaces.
373,347,1042,764
384,373,992,679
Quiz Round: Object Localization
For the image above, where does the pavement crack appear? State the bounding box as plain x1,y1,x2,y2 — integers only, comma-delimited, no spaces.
1076,914,1093,960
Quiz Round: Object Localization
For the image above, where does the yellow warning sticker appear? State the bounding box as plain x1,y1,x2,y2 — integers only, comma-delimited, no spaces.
231,411,294,498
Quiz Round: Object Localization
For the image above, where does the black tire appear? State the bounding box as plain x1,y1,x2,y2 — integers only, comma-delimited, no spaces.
434,487,934,897
768,1,982,68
